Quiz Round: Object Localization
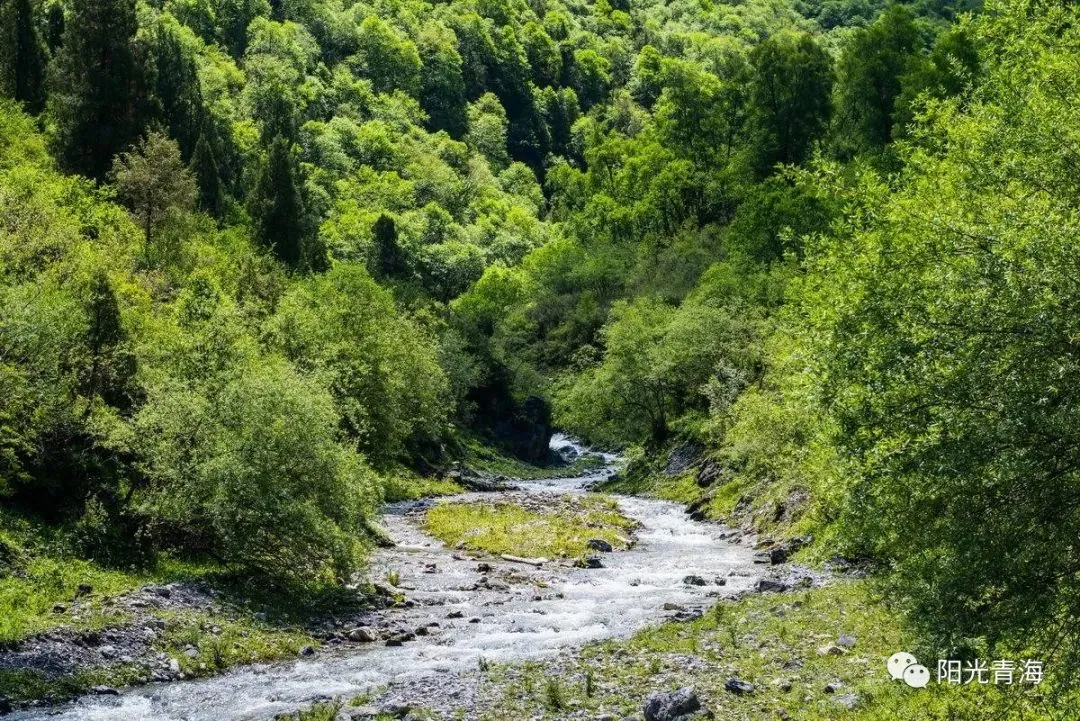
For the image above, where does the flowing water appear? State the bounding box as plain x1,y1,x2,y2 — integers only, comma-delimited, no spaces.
17,436,760,720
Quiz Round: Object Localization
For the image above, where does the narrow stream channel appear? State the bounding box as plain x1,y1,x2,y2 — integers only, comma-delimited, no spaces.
17,436,760,721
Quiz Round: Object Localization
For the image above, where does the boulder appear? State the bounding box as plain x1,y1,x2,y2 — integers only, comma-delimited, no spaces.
587,539,614,552
756,578,788,593
682,575,707,586
665,443,703,476
724,678,754,695
348,626,378,643
643,687,701,721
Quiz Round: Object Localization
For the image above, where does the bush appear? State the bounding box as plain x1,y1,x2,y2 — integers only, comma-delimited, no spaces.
134,358,379,582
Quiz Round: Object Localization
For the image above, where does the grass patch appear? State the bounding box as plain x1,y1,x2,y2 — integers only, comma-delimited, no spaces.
383,470,465,502
155,610,317,678
0,664,149,705
423,495,636,560
475,580,1069,720
0,510,219,646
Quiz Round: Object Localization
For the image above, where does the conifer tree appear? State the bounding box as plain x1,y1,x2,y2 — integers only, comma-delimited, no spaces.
190,133,224,218
48,0,143,180
372,213,407,280
251,135,308,269
11,0,47,114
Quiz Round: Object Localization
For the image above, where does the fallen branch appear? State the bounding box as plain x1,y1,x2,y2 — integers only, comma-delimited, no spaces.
500,554,546,567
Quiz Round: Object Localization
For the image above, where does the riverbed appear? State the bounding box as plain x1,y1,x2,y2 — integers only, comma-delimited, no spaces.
15,437,761,720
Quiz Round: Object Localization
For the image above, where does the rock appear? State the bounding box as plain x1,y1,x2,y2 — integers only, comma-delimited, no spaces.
579,556,604,569
587,539,614,553
476,562,492,573
423,563,438,573
695,460,724,488
643,687,701,721
468,617,481,624
414,626,429,636
184,647,199,659
682,575,707,587
0,696,12,714
771,678,793,693
52,603,67,614
90,686,119,695
837,634,857,649
724,678,754,695
824,682,842,694
714,578,727,586
446,610,464,619
665,442,703,475
834,693,859,710
299,645,315,656
76,583,94,597
168,658,181,675
755,578,788,593
817,644,845,656
380,704,411,718
98,644,117,659
348,626,379,643
662,602,685,612
336,706,379,720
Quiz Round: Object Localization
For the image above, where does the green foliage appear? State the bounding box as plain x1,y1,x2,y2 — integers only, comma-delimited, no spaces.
800,1,1080,668
747,30,834,176
134,357,377,582
268,263,450,466
111,131,197,266
834,4,921,153
556,292,761,447
0,0,48,114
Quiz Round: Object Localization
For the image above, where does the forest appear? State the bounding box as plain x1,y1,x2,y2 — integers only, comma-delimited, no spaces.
0,0,1077,716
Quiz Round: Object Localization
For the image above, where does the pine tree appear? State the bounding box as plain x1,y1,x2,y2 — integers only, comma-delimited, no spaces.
251,135,308,269
12,0,47,114
83,271,137,411
190,133,223,218
372,213,407,279
48,0,143,181
149,22,204,160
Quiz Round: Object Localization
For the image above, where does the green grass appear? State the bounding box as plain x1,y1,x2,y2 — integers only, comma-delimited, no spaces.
382,470,465,502
154,610,318,677
474,580,1070,720
600,468,702,506
0,664,150,705
423,495,637,560
0,512,220,646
